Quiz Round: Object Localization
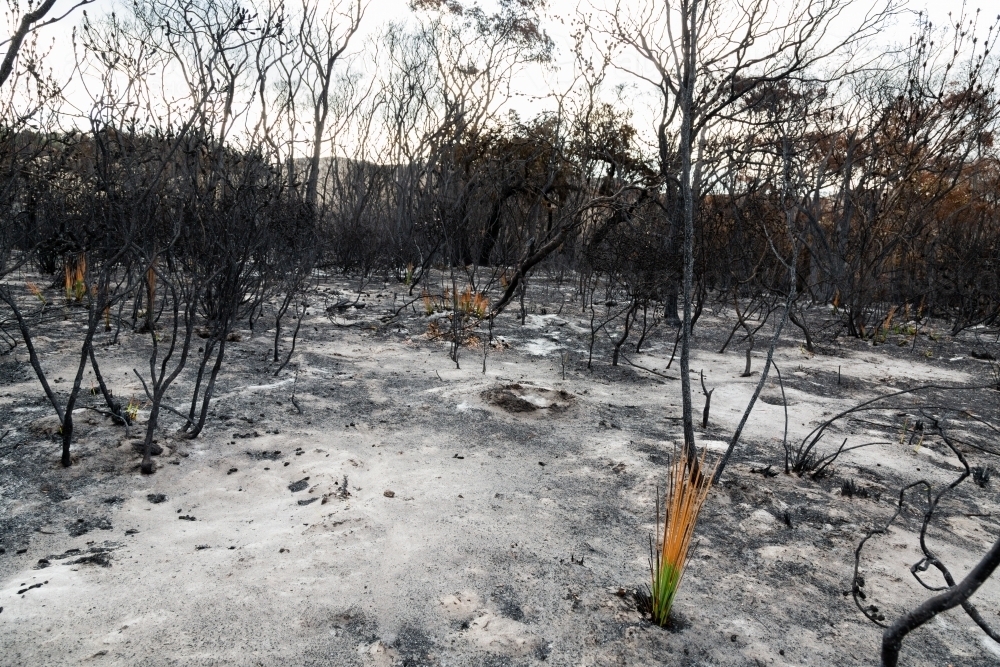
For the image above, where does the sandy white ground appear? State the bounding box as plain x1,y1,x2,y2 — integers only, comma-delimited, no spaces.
2,283,1000,666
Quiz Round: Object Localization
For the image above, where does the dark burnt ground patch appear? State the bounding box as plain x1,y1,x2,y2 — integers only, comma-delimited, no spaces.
394,624,439,666
0,406,136,580
0,359,31,384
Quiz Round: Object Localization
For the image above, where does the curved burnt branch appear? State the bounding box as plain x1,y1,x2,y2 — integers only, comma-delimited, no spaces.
853,413,1000,664
852,480,931,627
882,536,1000,667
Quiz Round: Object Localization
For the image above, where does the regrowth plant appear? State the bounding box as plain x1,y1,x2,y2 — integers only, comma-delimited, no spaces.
457,288,489,319
25,282,45,306
646,449,717,626
422,289,442,315
124,396,141,424
64,254,87,302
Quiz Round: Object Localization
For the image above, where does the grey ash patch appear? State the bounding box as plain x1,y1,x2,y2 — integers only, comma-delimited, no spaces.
0,360,31,383
42,486,72,502
5,280,1000,667
482,383,575,414
492,584,525,621
631,441,673,466
37,544,117,569
247,449,283,460
394,625,438,666
68,549,114,567
67,517,112,537
288,478,310,492
464,655,520,667
483,385,538,413
328,607,379,647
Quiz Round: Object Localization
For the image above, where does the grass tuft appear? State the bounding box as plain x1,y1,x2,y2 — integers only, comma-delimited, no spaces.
124,396,141,424
647,448,718,626
26,281,46,305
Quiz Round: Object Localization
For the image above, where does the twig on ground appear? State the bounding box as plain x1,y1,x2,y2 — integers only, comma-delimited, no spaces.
290,367,303,415
773,362,789,472
619,353,678,382
666,328,681,369
81,406,130,436
275,302,305,377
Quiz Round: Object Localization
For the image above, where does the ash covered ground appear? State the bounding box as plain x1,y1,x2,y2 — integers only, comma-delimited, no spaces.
2,275,1000,666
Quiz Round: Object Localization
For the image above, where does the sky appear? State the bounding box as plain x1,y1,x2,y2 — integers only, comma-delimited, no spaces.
3,0,997,150
7,0,983,76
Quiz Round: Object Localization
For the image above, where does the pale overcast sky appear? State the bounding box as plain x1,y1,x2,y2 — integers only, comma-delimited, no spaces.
3,0,994,144
7,0,980,71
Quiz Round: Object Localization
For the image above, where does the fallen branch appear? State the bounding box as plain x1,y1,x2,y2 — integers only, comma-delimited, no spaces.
80,406,130,436
275,302,305,376
619,353,678,382
290,367,303,415
774,362,790,473
666,328,681,369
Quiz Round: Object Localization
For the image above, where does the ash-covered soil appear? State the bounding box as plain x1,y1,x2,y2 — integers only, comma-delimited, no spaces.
2,275,1000,666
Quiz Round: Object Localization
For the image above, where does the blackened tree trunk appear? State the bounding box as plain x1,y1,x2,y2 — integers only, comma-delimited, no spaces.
678,0,699,461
